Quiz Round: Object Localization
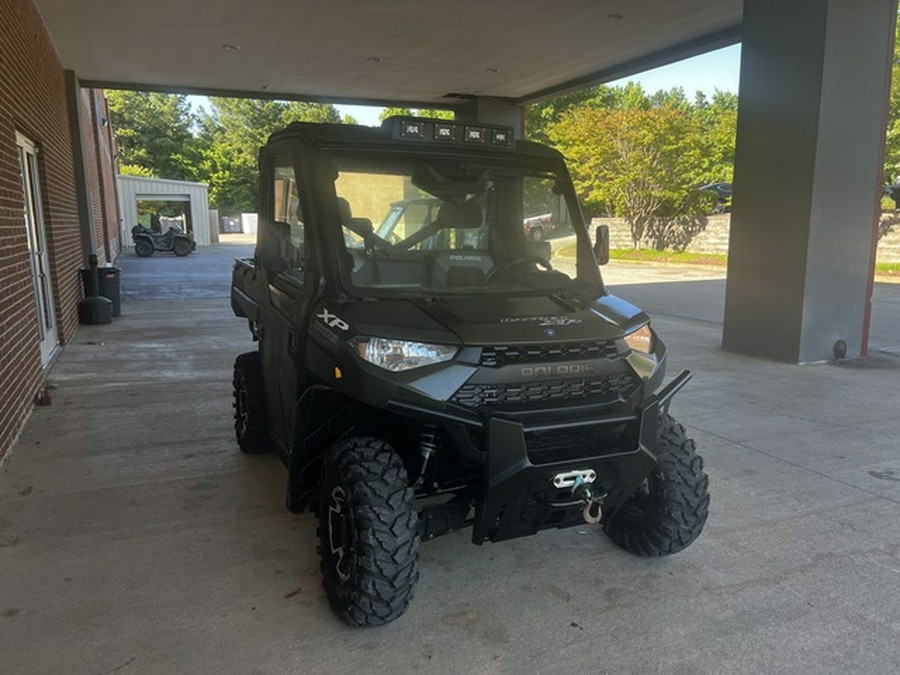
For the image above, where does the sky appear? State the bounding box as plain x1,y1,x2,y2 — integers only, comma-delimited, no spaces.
187,44,741,124
336,44,742,126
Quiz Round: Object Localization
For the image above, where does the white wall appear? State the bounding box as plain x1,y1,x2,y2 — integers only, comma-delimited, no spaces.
240,213,258,235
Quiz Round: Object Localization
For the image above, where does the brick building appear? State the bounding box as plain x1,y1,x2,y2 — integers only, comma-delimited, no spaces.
0,0,120,459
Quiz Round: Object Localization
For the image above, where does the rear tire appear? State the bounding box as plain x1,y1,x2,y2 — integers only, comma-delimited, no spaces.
603,414,709,556
317,437,420,627
232,351,271,454
134,239,153,257
173,239,192,256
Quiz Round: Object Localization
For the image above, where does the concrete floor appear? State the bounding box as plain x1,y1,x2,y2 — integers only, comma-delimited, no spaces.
1,242,899,674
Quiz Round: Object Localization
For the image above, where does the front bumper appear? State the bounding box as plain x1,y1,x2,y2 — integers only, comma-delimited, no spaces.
471,370,692,544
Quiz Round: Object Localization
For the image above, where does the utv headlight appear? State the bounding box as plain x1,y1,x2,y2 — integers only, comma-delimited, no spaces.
355,337,457,372
623,325,654,353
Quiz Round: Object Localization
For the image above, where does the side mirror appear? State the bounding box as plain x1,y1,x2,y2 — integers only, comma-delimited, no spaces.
257,220,291,272
593,224,610,265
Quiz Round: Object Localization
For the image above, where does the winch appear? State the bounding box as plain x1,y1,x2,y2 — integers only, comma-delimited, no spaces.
552,469,606,524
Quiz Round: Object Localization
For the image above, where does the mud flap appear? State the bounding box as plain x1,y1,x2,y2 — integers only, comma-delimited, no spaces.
285,387,357,514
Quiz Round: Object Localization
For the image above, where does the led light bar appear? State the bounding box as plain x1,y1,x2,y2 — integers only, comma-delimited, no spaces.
386,117,514,148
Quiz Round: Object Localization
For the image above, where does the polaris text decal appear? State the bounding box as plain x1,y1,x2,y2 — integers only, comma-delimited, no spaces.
521,364,595,377
500,316,582,327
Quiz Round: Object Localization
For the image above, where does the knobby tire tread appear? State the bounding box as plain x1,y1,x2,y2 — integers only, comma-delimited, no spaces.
317,437,420,627
232,351,272,454
603,414,709,557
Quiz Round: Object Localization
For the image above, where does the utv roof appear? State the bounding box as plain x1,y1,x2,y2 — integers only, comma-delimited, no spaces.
266,116,565,162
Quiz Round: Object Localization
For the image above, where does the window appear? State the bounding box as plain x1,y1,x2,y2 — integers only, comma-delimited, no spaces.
272,158,306,279
332,154,594,295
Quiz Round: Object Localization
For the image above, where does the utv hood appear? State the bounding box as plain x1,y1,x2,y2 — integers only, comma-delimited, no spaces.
336,294,648,346
414,294,649,344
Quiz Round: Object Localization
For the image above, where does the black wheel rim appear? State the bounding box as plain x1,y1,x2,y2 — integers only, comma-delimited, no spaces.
619,474,657,522
327,486,354,582
236,377,249,438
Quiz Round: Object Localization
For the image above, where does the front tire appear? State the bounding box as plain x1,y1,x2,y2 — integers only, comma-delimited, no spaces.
603,414,709,556
317,437,420,627
232,351,271,454
173,239,192,256
134,239,154,257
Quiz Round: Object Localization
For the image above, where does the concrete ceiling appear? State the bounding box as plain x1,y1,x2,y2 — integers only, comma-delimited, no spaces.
34,0,742,107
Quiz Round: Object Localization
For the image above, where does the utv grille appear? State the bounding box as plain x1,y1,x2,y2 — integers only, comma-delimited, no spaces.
479,340,619,367
451,373,636,409
525,423,633,463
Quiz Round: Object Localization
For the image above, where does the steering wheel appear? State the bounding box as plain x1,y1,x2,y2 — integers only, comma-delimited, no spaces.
486,256,553,284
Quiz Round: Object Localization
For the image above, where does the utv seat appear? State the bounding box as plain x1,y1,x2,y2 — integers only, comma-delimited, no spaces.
338,196,425,287
429,250,494,288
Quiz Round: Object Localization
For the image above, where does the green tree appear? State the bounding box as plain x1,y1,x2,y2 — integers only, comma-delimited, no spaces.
883,14,900,190
106,91,199,180
550,105,712,249
416,108,454,120
198,98,341,213
693,90,739,184
525,85,614,144
118,163,156,178
378,107,453,122
379,106,413,121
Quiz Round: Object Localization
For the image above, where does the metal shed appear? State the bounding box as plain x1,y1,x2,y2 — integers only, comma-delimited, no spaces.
116,175,211,247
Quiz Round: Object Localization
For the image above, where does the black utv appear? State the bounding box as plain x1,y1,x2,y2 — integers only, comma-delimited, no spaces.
230,117,709,627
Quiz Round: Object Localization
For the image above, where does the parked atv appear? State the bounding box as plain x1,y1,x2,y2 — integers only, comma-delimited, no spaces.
132,224,196,257
231,117,710,627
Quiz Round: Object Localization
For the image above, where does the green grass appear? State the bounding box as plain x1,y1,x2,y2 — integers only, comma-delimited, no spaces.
607,248,728,266
875,262,900,277
557,244,727,267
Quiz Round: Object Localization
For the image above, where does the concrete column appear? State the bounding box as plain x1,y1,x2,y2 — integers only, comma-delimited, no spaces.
723,0,897,363
455,98,524,137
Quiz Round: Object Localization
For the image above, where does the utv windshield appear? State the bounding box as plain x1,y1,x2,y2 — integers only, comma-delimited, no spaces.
332,154,600,296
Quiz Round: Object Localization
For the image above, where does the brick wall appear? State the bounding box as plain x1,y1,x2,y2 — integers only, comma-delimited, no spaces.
0,0,82,460
78,89,121,264
79,88,105,263
94,92,121,259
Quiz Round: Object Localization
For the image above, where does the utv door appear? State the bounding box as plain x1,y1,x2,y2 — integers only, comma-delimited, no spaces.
256,141,318,458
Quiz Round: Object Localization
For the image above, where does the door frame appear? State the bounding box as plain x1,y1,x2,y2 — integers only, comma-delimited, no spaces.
16,131,59,367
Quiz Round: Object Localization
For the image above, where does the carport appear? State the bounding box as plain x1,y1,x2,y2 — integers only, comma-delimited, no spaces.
2,0,899,672
29,0,900,363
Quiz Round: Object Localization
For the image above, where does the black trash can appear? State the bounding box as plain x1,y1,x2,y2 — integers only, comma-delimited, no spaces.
81,265,122,317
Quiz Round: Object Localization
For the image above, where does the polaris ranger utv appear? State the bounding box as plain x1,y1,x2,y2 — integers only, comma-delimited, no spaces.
230,117,709,627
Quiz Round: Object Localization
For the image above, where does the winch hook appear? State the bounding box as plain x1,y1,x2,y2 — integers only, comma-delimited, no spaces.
572,477,604,525
582,499,603,525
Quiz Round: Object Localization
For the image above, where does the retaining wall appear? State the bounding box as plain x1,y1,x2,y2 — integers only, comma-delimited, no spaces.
591,214,900,262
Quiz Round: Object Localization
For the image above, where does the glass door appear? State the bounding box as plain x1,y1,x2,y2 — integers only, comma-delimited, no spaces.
16,132,58,367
